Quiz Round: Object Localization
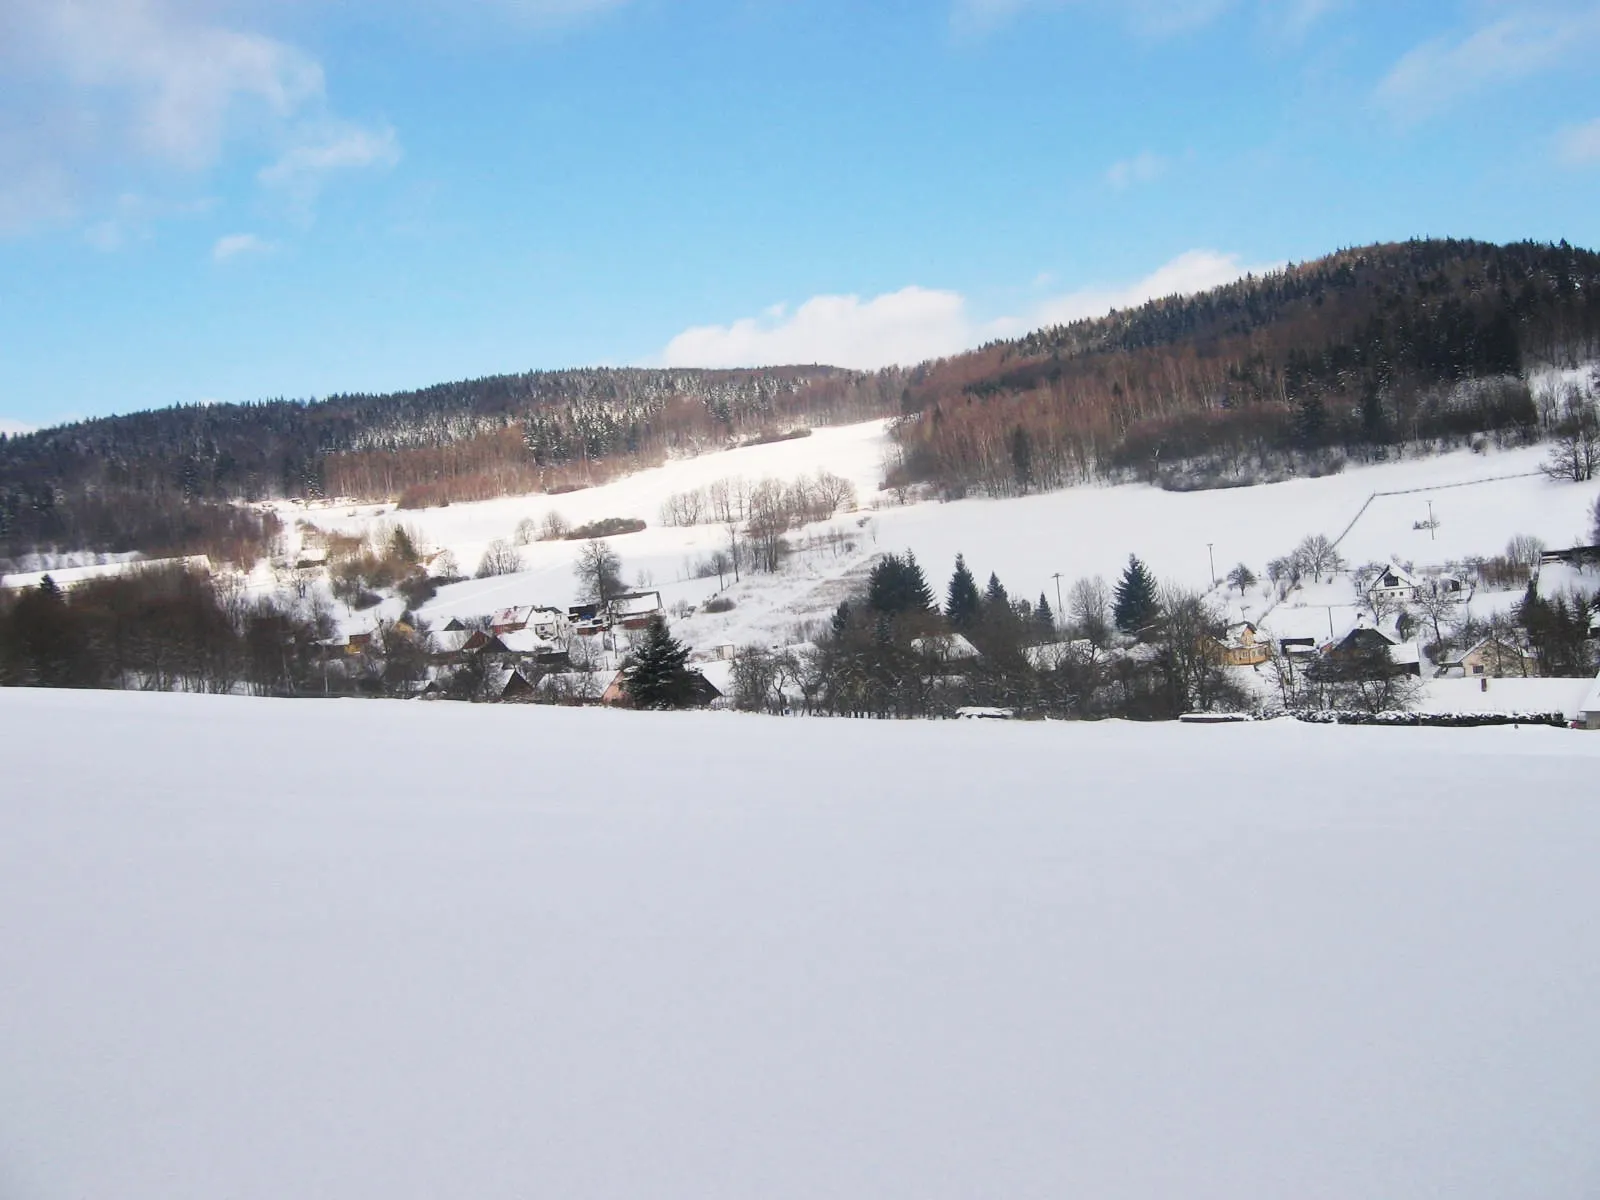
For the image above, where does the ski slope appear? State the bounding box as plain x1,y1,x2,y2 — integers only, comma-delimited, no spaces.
287,421,1598,652
2,689,1598,1200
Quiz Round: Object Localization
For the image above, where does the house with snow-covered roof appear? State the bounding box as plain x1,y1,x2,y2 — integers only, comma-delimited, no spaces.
491,605,536,633
911,633,981,666
1368,563,1420,604
1435,637,1536,680
1209,621,1269,667
1579,673,1600,731
608,591,664,630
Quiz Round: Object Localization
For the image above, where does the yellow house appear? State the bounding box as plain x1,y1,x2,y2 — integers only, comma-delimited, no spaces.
1211,621,1270,667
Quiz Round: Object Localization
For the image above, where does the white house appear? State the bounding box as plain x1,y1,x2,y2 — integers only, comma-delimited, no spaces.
1368,563,1420,604
1579,673,1600,731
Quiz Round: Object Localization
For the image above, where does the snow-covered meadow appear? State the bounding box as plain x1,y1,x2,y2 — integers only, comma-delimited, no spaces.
3,688,1599,1199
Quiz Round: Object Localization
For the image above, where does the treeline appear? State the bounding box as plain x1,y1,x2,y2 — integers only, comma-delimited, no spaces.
892,239,1600,495
0,568,334,695
728,551,1251,720
0,366,900,560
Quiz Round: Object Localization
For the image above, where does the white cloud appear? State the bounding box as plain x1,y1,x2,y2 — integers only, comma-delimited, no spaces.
0,0,394,234
1375,7,1600,123
1106,151,1169,190
7,0,323,168
664,287,975,371
1271,0,1342,37
1027,249,1267,327
211,231,272,262
471,0,631,23
0,417,38,437
953,0,1237,37
660,251,1269,370
1555,117,1600,165
259,120,402,208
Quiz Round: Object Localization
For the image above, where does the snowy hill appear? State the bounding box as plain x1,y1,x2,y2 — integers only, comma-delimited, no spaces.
2,689,1598,1200
281,417,1600,658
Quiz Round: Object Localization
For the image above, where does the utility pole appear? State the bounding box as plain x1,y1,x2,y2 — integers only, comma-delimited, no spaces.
1051,572,1064,630
1427,500,1436,542
1206,543,1216,589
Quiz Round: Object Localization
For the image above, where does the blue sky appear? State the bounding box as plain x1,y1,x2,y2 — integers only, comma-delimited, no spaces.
1,0,1598,432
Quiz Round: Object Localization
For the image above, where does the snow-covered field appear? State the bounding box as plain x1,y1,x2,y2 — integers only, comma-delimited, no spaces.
283,422,1598,653
3,688,1599,1200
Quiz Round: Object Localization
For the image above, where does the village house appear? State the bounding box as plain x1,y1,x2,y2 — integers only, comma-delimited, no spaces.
567,602,608,636
1368,563,1420,604
598,667,722,707
491,605,536,634
485,667,535,702
608,590,664,631
1319,626,1423,677
1579,673,1600,731
1025,640,1098,671
1435,637,1536,679
911,633,982,671
1209,621,1269,667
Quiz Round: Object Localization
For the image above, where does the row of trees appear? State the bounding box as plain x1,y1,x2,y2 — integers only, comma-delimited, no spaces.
0,568,337,695
724,551,1249,720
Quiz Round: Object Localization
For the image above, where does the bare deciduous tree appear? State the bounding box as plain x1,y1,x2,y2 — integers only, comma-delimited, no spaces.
574,538,624,604
1542,400,1600,482
1410,579,1463,654
1291,534,1344,583
476,539,521,578
1067,575,1111,646
1225,563,1257,594
540,511,571,541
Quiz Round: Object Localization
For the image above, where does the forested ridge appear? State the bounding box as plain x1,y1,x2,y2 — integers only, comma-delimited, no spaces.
0,365,897,561
891,238,1600,495
3,238,1598,563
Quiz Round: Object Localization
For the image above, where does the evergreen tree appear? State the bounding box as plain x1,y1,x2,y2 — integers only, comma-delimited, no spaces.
622,616,701,709
830,600,853,638
984,572,1009,609
868,551,935,616
1010,426,1034,492
1035,592,1055,638
1293,392,1328,450
1113,555,1160,634
945,554,981,631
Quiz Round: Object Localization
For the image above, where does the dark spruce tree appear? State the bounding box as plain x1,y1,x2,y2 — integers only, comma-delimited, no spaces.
945,554,981,631
1114,555,1160,634
984,572,1009,610
622,616,701,709
868,551,935,616
1035,592,1055,638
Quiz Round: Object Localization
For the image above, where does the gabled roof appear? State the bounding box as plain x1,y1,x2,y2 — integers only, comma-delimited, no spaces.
610,591,663,617
1440,636,1531,666
911,633,981,660
432,629,472,654
498,629,559,654
1025,640,1096,669
1370,563,1419,589
1582,672,1600,716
